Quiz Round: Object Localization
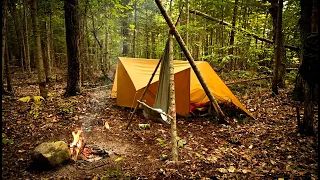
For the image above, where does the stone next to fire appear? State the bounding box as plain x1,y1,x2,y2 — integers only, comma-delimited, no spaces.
31,141,71,170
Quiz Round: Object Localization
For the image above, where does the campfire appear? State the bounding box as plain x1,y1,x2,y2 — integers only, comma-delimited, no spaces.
70,128,108,162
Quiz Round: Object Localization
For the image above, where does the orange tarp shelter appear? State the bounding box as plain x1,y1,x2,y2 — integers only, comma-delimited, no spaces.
111,57,253,118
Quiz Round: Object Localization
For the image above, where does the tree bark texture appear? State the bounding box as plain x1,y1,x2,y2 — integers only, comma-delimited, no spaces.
229,0,239,70
2,0,8,93
23,0,31,74
64,0,80,96
9,0,25,70
133,0,137,58
5,41,13,92
30,0,47,98
169,34,178,161
121,0,130,56
272,0,285,94
105,28,110,71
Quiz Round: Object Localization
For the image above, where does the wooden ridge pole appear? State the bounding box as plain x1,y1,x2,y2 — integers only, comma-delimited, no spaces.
155,0,226,123
189,9,299,52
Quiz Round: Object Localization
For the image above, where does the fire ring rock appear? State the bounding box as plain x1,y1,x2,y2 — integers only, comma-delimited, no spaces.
31,141,70,170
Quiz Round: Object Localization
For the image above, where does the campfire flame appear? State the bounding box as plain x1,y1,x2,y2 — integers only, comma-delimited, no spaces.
70,128,85,161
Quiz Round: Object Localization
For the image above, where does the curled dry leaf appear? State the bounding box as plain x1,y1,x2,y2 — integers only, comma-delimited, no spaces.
228,166,236,173
218,168,228,173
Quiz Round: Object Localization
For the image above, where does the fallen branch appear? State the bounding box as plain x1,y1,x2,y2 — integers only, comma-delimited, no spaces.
226,76,272,85
189,9,300,52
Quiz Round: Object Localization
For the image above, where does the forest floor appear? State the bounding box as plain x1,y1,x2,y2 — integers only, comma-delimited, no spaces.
1,69,318,180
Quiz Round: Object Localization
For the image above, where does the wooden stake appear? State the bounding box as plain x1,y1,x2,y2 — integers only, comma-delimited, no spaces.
155,0,226,123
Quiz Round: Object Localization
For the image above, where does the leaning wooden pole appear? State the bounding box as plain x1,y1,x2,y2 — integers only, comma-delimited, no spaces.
155,0,226,123
189,9,299,52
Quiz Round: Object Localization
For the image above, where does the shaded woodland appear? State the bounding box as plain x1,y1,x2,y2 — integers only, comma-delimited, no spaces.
1,0,319,179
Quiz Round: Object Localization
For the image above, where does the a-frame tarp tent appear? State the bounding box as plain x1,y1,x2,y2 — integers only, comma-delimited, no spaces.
111,57,253,118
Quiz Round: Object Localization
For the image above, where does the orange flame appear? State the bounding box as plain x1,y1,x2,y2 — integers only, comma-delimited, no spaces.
70,128,85,160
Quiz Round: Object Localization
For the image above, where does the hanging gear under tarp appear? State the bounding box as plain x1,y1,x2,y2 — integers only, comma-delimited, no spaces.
141,39,172,124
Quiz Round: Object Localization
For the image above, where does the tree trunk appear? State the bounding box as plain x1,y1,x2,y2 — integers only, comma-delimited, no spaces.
133,0,137,58
298,0,316,136
151,31,156,59
105,28,110,71
64,0,80,96
30,0,47,98
300,82,315,135
229,0,239,71
9,0,24,70
2,0,8,94
121,0,130,56
5,41,13,92
23,0,31,74
46,20,52,76
168,0,178,162
169,34,178,161
48,3,55,69
272,0,285,94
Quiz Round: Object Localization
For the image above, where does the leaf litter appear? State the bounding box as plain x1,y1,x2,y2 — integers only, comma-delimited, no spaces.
1,72,318,179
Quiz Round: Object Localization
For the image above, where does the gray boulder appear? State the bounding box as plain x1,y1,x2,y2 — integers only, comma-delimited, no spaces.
31,141,70,170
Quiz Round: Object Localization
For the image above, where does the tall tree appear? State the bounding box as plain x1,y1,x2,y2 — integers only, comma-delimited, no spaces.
64,0,80,96
121,0,130,56
30,0,47,98
9,0,25,70
229,0,239,70
23,0,31,74
168,0,178,162
298,0,317,135
2,0,8,94
271,0,285,94
5,41,13,92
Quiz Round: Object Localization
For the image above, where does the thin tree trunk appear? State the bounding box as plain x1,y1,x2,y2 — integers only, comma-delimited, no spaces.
272,0,285,94
5,41,13,92
121,0,130,56
2,0,8,94
64,0,80,96
133,0,137,58
9,0,24,70
229,0,239,71
169,34,178,161
23,0,31,74
30,0,47,98
186,0,189,47
105,28,110,71
46,20,52,75
42,21,51,82
151,31,156,59
48,2,55,68
169,0,178,162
